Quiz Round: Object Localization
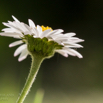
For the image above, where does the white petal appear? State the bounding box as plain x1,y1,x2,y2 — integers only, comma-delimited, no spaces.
54,36,68,41
64,43,83,48
4,21,30,34
2,28,21,34
48,29,64,37
52,29,64,34
72,39,84,43
3,22,23,33
28,19,35,28
12,15,20,22
18,48,28,61
69,49,83,58
55,50,68,57
9,40,23,47
3,22,13,28
37,25,42,37
69,37,84,42
63,37,84,43
0,32,22,38
50,34,63,39
64,33,76,37
32,27,39,36
14,22,28,33
14,44,27,56
41,29,51,38
62,48,76,56
65,48,83,58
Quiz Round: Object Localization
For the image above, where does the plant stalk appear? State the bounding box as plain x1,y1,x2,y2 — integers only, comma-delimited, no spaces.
16,54,44,103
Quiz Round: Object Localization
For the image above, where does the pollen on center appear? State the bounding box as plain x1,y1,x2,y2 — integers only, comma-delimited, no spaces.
41,25,53,31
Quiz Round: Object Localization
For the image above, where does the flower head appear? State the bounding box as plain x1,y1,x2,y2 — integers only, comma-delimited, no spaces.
0,16,84,61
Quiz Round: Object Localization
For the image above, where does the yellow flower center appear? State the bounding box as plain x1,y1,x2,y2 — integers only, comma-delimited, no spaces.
41,25,53,31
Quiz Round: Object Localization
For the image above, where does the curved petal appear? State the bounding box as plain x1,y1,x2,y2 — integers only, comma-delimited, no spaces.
47,29,64,37
63,47,83,58
32,27,39,36
41,29,51,38
2,28,21,34
37,25,42,37
0,32,22,38
55,49,68,57
14,44,27,57
9,40,23,47
12,15,20,22
62,47,76,56
64,33,76,37
14,22,29,33
63,43,83,48
28,19,35,28
18,48,28,61
68,49,83,58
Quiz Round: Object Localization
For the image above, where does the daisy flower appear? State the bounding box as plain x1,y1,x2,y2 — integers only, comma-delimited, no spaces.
0,16,84,61
0,16,84,103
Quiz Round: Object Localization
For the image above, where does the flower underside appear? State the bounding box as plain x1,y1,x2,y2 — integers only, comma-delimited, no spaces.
24,26,62,58
24,35,63,58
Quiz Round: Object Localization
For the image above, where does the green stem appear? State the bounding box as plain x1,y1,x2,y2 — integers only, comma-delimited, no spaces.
16,54,44,103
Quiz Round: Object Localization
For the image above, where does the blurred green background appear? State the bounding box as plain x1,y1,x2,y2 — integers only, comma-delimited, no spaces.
0,0,103,103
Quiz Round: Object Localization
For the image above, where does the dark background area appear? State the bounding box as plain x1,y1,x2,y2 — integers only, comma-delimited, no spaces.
0,0,103,103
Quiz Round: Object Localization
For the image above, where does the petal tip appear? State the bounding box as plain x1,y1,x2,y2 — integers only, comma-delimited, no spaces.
14,54,17,57
18,57,25,62
9,44,12,47
18,58,22,62
78,55,83,58
12,15,20,22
